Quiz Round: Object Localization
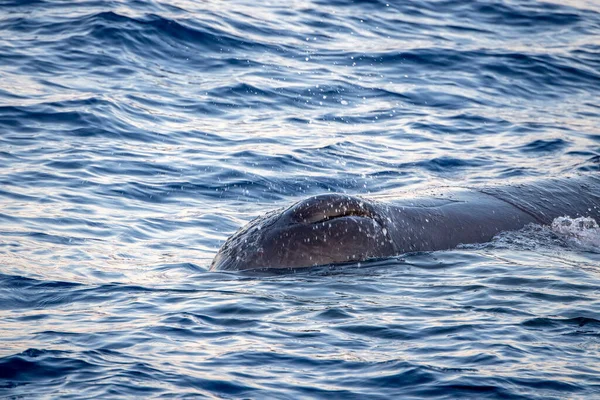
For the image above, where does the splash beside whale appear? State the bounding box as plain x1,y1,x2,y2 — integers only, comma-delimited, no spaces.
211,176,600,272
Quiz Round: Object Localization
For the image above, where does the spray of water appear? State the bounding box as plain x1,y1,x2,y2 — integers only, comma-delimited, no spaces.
551,216,600,251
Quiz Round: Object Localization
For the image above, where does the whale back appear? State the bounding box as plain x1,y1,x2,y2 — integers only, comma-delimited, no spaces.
480,175,600,225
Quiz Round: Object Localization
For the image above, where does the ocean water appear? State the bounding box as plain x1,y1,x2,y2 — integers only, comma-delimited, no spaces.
1,0,600,398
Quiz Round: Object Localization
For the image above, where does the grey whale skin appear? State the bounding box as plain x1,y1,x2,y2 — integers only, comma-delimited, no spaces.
211,176,600,271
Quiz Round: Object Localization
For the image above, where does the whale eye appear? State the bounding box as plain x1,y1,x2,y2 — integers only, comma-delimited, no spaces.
288,194,375,224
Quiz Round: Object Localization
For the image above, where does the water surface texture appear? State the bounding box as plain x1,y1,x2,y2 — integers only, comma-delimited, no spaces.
1,0,600,398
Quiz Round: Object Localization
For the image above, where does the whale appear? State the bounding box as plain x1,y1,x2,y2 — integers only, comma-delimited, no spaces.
210,176,600,271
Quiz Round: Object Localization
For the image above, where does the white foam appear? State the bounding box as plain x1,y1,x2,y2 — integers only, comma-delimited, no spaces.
550,216,600,250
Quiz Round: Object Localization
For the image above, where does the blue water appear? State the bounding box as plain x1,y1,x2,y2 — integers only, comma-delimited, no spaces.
1,0,600,398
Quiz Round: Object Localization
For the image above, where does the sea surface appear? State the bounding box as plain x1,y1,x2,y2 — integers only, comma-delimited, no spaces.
1,0,600,398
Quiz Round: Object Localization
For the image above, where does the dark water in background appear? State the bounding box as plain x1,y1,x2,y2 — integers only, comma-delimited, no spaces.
1,0,600,398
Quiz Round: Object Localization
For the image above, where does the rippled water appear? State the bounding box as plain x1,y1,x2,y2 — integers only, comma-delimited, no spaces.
1,0,600,398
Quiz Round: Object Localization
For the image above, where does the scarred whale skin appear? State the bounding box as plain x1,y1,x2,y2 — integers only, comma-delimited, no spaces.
211,176,600,271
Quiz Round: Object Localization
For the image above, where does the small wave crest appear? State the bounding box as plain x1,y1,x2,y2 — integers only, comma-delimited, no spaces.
461,216,600,253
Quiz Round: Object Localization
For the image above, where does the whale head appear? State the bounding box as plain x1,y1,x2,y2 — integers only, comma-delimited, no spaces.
210,194,397,271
